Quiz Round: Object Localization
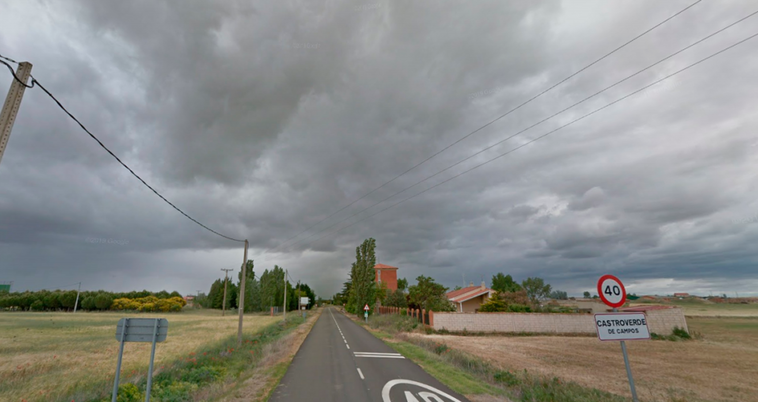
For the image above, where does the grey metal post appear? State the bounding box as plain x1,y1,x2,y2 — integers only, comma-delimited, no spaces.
145,319,159,402
613,308,638,402
112,318,128,402
73,282,81,313
620,341,639,402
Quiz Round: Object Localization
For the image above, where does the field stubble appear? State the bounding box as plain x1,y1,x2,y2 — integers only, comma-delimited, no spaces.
0,309,279,402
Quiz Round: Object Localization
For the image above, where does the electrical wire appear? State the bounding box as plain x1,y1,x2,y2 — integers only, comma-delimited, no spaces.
268,10,758,253
0,55,246,243
290,30,758,252
265,0,702,252
0,59,34,88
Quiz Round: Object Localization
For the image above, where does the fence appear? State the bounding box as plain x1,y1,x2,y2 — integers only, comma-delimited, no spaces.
377,306,433,326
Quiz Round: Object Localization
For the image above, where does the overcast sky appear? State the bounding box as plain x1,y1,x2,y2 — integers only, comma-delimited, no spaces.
1,0,757,299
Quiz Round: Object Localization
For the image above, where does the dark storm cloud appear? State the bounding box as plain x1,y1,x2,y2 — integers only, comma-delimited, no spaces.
1,0,757,298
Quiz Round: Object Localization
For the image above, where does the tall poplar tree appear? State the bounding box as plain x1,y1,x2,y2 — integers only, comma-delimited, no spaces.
348,238,377,316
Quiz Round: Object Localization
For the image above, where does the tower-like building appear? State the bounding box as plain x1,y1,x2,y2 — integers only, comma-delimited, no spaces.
373,263,398,291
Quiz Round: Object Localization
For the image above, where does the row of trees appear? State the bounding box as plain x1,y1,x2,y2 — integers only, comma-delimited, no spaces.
481,273,567,312
0,289,183,312
196,260,317,313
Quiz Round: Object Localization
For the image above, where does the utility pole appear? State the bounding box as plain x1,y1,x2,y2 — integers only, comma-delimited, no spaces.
73,282,81,313
221,268,233,316
0,62,32,166
236,239,248,346
283,269,287,320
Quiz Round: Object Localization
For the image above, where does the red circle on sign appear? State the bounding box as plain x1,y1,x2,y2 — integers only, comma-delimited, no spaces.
596,274,627,308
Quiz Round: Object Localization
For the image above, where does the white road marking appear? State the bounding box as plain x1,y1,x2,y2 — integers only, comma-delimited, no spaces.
357,368,365,380
329,308,350,349
381,379,463,402
354,352,405,359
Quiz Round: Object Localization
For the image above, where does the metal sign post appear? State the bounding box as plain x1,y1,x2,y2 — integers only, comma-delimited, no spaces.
364,304,370,323
595,275,641,402
112,318,169,402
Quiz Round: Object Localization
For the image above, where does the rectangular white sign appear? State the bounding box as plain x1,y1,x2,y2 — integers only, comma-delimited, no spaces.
594,312,650,341
300,297,310,305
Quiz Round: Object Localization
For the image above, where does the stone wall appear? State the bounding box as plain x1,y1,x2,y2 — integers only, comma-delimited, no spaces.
431,306,687,335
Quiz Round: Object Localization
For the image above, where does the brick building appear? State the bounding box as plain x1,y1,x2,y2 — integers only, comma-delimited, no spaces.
374,263,398,291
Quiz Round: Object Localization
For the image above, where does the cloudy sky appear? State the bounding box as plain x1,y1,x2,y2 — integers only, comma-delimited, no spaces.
1,0,757,299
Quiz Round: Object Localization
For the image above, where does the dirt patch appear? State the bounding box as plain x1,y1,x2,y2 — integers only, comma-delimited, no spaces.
217,309,322,402
415,316,758,401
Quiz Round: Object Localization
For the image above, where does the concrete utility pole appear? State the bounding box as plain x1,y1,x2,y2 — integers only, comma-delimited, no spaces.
73,282,81,313
283,269,287,320
221,268,233,316
236,240,248,346
0,61,32,166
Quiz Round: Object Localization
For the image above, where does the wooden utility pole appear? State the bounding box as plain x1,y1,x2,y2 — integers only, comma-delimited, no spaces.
283,269,287,320
237,239,248,346
0,61,32,166
221,268,233,316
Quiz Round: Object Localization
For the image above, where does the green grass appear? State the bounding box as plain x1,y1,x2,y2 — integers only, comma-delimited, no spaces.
87,315,306,402
363,314,627,401
389,340,505,396
0,309,282,402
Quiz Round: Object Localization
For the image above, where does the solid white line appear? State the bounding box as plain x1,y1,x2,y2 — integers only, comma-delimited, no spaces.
354,355,406,359
357,368,365,380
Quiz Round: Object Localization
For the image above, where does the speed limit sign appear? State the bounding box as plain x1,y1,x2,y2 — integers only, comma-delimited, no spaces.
597,274,626,308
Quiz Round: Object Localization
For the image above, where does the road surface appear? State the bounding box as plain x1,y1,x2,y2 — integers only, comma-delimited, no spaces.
269,307,470,402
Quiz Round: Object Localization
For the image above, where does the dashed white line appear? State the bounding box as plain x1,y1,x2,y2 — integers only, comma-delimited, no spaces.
353,352,405,359
329,308,350,350
357,368,365,380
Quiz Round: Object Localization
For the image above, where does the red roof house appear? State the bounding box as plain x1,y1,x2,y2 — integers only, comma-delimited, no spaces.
447,282,494,312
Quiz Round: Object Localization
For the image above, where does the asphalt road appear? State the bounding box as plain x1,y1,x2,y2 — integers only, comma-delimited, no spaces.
269,307,470,402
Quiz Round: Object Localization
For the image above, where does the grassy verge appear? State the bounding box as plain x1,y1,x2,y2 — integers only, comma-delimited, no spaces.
83,315,307,402
359,313,627,402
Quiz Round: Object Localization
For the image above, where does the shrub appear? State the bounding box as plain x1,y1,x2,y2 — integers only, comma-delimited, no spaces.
508,304,531,313
494,370,520,386
180,366,226,384
432,343,450,355
672,326,691,339
151,381,197,402
113,383,143,402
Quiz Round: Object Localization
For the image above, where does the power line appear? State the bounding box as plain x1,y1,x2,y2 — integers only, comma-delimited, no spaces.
265,0,701,253
271,10,758,253
0,57,245,243
0,59,34,88
291,30,758,252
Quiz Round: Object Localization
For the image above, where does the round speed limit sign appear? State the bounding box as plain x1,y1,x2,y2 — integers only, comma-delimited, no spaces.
597,274,626,308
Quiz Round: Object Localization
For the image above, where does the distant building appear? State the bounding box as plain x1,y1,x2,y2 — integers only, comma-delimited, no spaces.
374,264,398,291
447,282,494,313
674,293,690,297
184,295,195,307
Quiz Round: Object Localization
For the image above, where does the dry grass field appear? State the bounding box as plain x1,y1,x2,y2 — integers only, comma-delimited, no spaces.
0,309,279,402
419,314,758,402
631,298,758,317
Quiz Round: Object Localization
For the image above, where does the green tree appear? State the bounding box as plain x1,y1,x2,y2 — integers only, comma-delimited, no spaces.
583,291,591,298
521,277,552,304
549,290,568,300
348,238,377,317
408,275,454,312
384,289,408,308
82,296,96,310
60,290,78,310
397,278,408,291
492,273,522,293
95,293,113,310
